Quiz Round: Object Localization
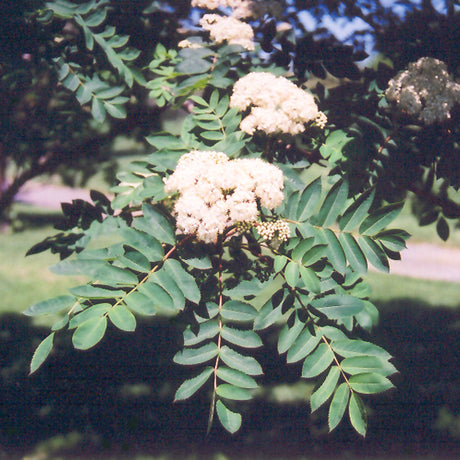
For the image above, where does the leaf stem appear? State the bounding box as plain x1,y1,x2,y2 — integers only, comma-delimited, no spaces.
207,247,224,434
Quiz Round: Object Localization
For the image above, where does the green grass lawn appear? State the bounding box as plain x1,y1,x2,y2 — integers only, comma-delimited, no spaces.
0,226,84,316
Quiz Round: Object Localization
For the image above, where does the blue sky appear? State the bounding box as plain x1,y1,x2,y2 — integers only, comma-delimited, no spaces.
296,0,456,60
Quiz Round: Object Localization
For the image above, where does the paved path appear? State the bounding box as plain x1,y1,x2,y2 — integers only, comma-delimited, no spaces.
15,183,92,210
14,184,460,284
388,242,460,283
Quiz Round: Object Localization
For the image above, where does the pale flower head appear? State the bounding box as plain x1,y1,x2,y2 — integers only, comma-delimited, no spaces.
164,150,284,243
385,57,460,124
191,0,281,19
178,39,203,49
230,72,321,135
199,14,254,50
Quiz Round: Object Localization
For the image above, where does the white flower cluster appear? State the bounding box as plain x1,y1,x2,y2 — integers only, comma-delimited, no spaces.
385,57,460,125
191,0,281,19
257,220,290,242
230,72,321,135
164,150,285,243
199,14,255,50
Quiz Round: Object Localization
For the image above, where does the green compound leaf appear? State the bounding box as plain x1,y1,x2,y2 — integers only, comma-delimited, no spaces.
328,382,350,432
176,57,213,75
310,366,341,412
72,316,108,350
51,259,138,285
339,189,375,232
221,300,258,323
301,244,328,266
278,313,304,354
91,97,106,122
103,101,126,119
69,304,111,329
120,227,164,261
359,202,403,236
299,266,321,293
286,328,322,364
315,180,349,228
357,236,389,272
150,269,185,311
138,282,175,312
118,250,151,273
320,326,348,341
348,373,394,394
223,278,268,301
349,392,367,437
285,261,300,287
174,367,213,401
338,233,367,274
216,366,258,389
291,238,315,261
341,355,397,377
331,339,392,360
320,229,347,274
183,320,220,346
216,400,242,434
253,299,283,331
30,333,55,374
24,295,75,316
200,130,224,141
69,285,125,299
302,342,334,378
320,129,351,162
173,342,219,366
219,346,263,376
221,326,262,348
164,259,201,304
375,230,408,252
51,315,69,332
216,384,252,401
311,295,365,330
182,256,212,270
124,292,156,316
108,304,136,332
135,203,175,245
273,255,288,273
296,177,322,222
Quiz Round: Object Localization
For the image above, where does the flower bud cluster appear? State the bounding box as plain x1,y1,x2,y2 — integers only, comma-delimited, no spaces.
257,220,290,242
164,150,284,243
199,14,254,50
385,57,460,125
315,111,328,129
230,72,321,135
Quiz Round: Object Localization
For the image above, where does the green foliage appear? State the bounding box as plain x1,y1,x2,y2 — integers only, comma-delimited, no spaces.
46,0,141,122
23,0,437,442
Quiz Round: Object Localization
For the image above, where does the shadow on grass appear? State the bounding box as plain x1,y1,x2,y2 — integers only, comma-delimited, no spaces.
10,208,65,231
0,297,459,459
